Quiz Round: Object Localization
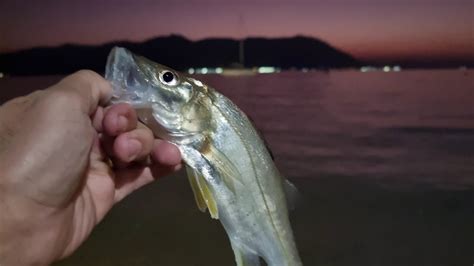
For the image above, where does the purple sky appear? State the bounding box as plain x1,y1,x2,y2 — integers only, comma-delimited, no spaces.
1,0,472,62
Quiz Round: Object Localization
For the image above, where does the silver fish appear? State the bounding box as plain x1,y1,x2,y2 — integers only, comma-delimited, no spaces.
105,47,302,266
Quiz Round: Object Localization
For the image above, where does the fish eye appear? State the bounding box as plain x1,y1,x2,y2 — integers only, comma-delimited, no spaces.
159,71,178,86
163,71,174,82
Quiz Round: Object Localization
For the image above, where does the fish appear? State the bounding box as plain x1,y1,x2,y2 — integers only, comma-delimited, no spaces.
105,47,303,266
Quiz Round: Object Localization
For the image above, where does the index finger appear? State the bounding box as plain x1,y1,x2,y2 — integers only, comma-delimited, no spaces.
54,70,112,115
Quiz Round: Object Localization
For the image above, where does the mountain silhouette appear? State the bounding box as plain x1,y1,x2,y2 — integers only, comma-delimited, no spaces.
0,35,360,75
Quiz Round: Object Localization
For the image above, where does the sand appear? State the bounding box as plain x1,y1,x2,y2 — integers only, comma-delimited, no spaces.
54,173,474,266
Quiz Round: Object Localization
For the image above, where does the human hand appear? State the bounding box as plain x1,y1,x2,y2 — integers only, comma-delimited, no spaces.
0,70,182,265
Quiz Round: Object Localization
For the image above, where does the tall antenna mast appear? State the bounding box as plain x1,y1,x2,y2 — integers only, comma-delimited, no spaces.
238,13,245,67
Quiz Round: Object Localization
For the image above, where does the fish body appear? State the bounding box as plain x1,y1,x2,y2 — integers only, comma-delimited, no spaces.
105,47,302,266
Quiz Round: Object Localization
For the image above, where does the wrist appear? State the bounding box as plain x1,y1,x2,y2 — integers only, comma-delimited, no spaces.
0,185,64,266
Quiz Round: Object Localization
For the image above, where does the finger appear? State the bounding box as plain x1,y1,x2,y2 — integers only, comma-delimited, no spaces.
150,139,182,166
53,70,112,115
112,125,154,163
91,106,104,132
112,140,183,203
103,103,137,136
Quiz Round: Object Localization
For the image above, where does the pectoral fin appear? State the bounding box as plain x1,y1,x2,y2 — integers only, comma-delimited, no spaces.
201,142,243,193
186,165,219,219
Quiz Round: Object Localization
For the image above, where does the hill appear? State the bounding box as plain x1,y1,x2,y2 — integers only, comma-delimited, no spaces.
0,35,360,75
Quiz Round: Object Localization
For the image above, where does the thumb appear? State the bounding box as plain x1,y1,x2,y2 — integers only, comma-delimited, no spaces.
52,70,112,115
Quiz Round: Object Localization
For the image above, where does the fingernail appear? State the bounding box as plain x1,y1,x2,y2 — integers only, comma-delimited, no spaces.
117,115,127,131
127,139,142,161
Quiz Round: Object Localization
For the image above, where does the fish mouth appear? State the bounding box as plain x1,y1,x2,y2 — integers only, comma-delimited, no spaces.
105,47,151,108
105,47,175,140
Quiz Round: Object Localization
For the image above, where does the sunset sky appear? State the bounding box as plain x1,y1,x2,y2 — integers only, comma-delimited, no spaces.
0,0,472,63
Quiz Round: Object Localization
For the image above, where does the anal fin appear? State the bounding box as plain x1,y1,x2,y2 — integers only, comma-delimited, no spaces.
185,165,219,219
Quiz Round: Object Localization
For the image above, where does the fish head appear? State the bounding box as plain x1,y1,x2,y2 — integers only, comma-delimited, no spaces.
105,47,213,143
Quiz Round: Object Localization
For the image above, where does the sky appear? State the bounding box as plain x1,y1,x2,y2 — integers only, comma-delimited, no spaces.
0,0,472,63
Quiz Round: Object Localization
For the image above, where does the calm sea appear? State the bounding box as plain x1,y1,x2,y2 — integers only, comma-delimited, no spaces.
1,70,473,265
202,70,474,189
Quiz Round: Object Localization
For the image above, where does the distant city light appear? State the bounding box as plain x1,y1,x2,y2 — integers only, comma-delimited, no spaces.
360,65,402,73
360,66,376,72
0,72,3,78
257,66,277,74
301,68,309,73
191,67,224,74
393,65,402,72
